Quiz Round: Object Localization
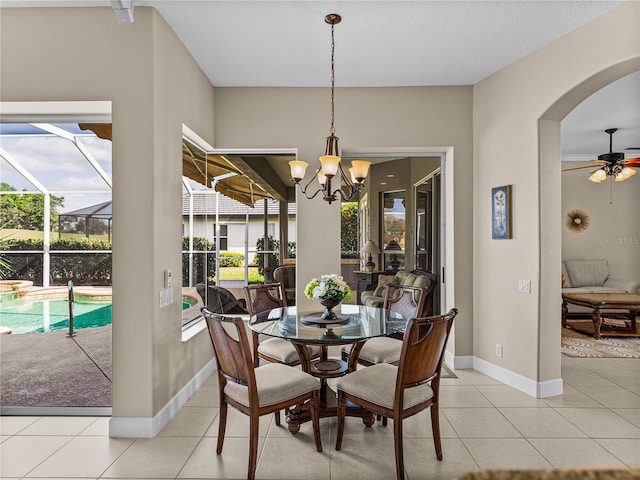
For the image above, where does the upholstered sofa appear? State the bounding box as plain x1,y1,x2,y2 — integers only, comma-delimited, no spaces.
360,269,437,316
562,259,638,294
561,259,638,315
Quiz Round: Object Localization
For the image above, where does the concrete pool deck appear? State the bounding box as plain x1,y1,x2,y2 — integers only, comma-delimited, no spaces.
0,284,246,413
0,325,112,414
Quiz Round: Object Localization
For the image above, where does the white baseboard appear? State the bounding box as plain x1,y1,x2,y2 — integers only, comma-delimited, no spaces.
109,358,217,438
1,406,111,416
446,350,473,370
447,354,563,398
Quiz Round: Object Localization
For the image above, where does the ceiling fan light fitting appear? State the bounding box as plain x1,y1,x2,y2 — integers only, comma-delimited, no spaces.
588,169,607,183
615,166,637,182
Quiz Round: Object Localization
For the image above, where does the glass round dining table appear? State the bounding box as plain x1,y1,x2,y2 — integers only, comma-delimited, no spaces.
248,303,408,432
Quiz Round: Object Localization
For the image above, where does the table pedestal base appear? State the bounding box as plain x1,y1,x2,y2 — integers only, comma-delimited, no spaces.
286,341,375,434
285,386,375,434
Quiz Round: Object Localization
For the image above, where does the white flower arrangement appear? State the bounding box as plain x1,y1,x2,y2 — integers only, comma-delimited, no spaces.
304,273,352,302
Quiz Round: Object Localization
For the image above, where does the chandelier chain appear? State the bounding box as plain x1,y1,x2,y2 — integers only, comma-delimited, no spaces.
288,13,370,205
329,22,335,136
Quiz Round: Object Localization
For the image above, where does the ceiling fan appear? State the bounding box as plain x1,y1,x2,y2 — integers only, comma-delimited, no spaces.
563,128,640,183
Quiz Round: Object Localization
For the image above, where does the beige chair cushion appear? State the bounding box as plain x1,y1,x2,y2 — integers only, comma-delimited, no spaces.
373,275,398,296
341,337,402,364
336,362,433,410
258,337,321,363
224,363,320,408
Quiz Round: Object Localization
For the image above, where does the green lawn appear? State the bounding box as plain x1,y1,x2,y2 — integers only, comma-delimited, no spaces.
216,266,264,283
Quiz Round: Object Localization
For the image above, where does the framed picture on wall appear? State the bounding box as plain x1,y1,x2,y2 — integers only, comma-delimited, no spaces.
491,185,512,239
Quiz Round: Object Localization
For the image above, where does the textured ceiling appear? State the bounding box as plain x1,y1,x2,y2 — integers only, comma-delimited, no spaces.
2,1,638,157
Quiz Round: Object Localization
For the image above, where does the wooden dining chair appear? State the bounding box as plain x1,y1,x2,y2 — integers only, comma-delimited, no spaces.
341,285,428,367
244,283,322,425
244,283,321,367
202,309,323,480
335,308,458,480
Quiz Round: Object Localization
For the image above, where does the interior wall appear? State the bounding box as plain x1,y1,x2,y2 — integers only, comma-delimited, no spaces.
474,1,639,394
214,86,474,358
0,7,217,433
561,161,640,281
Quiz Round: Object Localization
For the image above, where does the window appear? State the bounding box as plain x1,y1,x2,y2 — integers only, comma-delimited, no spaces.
381,190,405,271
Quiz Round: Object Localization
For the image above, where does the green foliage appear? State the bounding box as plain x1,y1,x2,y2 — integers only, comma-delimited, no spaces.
0,225,13,276
0,237,111,285
181,237,216,286
287,241,296,259
253,235,279,275
0,183,65,231
219,251,244,267
341,202,358,253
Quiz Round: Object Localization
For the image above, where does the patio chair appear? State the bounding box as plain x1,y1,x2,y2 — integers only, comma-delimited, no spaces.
196,284,247,314
202,309,322,480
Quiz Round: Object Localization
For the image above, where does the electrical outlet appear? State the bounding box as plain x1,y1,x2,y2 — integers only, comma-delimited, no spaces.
496,344,503,357
164,269,173,288
518,280,531,294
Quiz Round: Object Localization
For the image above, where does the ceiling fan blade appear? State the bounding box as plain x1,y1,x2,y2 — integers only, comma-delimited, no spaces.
562,165,600,172
622,157,640,166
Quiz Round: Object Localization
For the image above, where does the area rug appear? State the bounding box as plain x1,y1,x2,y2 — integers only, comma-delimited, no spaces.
442,363,457,378
561,327,640,358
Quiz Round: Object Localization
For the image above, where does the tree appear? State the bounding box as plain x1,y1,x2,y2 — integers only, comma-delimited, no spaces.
0,183,65,231
341,202,359,253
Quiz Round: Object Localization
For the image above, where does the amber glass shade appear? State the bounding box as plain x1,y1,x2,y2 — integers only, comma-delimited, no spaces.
289,161,309,181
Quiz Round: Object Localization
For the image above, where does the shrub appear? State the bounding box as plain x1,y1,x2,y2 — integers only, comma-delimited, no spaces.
219,251,244,267
253,235,279,276
0,237,112,285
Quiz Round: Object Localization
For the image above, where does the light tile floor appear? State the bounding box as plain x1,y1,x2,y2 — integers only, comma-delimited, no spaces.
1,356,639,479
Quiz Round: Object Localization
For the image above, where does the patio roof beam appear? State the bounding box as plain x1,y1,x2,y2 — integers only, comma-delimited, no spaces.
229,155,288,202
30,123,113,188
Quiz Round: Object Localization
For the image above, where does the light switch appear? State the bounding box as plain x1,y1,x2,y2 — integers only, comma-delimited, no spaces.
518,280,531,294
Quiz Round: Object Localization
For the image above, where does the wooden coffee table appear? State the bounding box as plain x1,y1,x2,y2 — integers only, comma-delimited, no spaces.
562,292,640,339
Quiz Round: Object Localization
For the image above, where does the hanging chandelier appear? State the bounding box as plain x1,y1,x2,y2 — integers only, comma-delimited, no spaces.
289,13,371,204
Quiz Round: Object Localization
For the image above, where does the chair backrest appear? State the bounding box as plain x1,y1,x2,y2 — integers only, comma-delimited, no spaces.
244,283,286,317
396,308,458,392
383,285,427,321
409,270,437,316
202,309,257,397
273,265,296,305
273,265,295,288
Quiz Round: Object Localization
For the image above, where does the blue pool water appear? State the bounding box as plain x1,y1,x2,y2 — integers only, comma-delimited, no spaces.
0,297,197,334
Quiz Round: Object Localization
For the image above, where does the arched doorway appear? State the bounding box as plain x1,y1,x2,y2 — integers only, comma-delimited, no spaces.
538,59,640,389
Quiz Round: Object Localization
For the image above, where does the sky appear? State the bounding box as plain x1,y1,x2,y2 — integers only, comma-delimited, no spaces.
0,123,112,212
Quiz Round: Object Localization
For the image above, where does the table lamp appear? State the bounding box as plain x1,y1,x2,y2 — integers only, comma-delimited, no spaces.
361,240,381,272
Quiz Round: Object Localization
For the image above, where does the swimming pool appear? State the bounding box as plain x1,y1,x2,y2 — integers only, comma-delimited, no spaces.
0,296,198,334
